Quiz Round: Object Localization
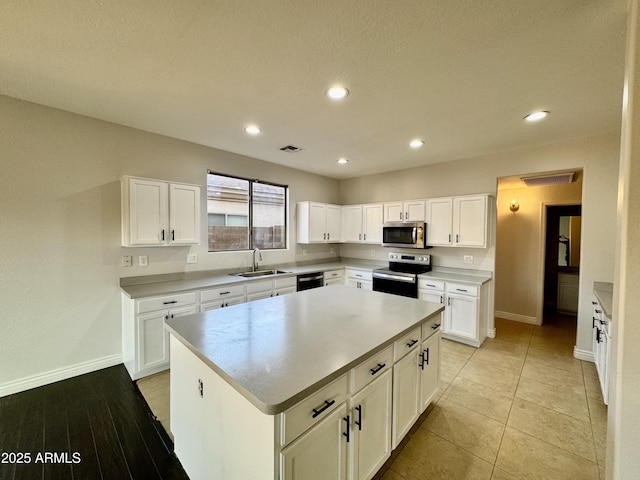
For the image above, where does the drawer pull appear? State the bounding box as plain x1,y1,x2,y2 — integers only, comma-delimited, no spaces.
431,323,441,330
355,405,362,431
163,300,178,305
406,339,418,348
426,284,436,288
343,415,350,443
370,363,386,375
219,291,231,295
595,309,602,314
311,399,335,419
456,288,468,292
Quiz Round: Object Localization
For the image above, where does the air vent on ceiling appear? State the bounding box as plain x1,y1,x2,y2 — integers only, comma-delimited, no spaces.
521,172,575,187
279,145,304,153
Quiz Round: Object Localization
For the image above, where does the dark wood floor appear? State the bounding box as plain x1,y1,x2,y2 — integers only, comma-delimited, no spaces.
0,365,188,480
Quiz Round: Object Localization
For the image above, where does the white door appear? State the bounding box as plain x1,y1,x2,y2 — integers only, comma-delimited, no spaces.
363,204,383,243
137,310,169,371
404,201,426,222
342,205,364,242
169,183,200,245
426,198,453,246
309,202,328,242
447,294,478,340
383,202,403,223
325,204,342,242
351,370,392,480
281,403,349,480
453,195,487,247
392,350,419,448
129,178,167,245
419,333,440,412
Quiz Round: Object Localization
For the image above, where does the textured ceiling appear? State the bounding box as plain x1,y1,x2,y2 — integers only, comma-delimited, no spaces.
0,1,629,179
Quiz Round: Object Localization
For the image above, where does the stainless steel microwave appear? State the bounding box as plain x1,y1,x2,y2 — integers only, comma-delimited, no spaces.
382,222,430,249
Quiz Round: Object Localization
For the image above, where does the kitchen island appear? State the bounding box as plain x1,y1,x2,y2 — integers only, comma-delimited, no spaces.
165,285,443,480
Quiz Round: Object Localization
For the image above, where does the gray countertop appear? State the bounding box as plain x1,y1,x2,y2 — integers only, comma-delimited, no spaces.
420,268,492,285
594,282,614,318
165,285,444,415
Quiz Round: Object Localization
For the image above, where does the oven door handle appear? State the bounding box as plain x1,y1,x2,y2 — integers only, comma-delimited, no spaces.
372,272,416,283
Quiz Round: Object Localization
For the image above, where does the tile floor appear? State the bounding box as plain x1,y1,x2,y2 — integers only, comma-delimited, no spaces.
138,315,607,480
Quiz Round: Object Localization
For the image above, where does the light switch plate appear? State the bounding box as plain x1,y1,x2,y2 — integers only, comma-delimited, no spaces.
302,249,307,256
187,253,198,264
138,255,149,267
464,255,474,264
121,255,132,267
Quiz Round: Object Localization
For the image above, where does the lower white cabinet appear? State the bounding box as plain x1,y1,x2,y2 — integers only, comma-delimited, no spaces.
592,297,610,404
122,291,198,380
419,277,489,348
419,331,440,412
200,284,246,312
246,276,297,302
392,344,420,448
325,269,345,286
281,403,349,480
345,269,373,291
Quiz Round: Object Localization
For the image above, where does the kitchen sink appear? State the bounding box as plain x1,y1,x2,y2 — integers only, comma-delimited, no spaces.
232,269,290,278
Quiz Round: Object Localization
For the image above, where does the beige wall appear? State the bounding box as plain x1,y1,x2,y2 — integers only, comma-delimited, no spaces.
0,94,340,391
339,132,620,356
495,176,583,322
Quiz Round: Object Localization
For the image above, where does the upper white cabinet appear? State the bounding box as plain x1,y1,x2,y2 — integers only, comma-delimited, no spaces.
383,201,426,223
340,204,383,244
427,194,489,248
297,201,342,243
122,176,201,247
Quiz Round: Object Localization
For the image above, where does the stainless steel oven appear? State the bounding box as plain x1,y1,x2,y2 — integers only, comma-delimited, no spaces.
372,252,431,298
382,222,430,249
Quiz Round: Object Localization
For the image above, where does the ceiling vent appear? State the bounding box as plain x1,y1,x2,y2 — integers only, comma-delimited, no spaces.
279,145,304,153
521,172,575,187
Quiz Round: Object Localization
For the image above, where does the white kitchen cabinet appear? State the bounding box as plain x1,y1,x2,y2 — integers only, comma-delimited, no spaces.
391,337,420,448
419,277,488,348
122,291,198,379
592,298,610,404
340,204,383,244
383,200,426,223
426,195,489,248
200,283,246,311
246,276,297,302
345,269,373,291
297,201,342,243
349,370,392,480
418,332,440,412
325,269,345,286
121,176,200,247
281,403,349,480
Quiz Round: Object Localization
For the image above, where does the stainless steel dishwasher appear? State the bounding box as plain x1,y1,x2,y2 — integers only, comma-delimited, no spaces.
296,272,325,291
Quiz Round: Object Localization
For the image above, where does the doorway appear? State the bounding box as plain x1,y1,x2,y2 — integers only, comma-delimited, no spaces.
542,205,581,331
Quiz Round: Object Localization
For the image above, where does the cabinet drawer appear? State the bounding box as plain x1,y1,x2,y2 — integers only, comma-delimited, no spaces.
445,282,478,297
281,374,348,446
324,269,344,280
393,326,422,362
346,269,373,281
137,292,198,314
246,279,274,295
349,345,393,394
200,284,245,302
422,315,442,339
418,278,445,291
274,275,296,289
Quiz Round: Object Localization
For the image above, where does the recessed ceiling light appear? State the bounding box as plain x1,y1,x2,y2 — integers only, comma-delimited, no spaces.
326,86,349,100
244,125,262,135
409,139,425,148
337,158,349,165
524,111,550,122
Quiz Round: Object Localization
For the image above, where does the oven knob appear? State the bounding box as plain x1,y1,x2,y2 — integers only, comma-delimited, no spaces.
419,256,424,261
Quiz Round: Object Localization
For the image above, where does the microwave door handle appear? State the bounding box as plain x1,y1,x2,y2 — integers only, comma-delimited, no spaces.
412,227,417,244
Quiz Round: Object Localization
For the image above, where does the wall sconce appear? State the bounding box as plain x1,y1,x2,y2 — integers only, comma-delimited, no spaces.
509,199,520,213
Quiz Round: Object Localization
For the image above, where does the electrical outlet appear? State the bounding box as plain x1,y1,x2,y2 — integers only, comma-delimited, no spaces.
187,253,198,264
464,255,474,264
138,255,149,267
121,255,132,267
330,247,335,253
302,249,307,256
371,250,376,256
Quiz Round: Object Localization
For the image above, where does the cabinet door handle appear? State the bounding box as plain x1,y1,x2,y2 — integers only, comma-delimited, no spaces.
327,233,330,240
424,347,430,365
448,297,451,306
323,233,326,240
426,283,436,288
456,288,468,293
163,300,178,305
448,234,451,243
171,229,175,241
311,399,335,418
355,405,362,431
596,328,602,343
198,379,204,398
220,291,231,295
456,234,459,243
161,229,165,241
400,212,403,220
592,301,598,305
419,351,425,369
439,295,443,303
364,233,367,241
592,317,597,328
359,233,362,240
343,415,350,443
432,323,441,330
595,309,602,314
406,339,418,348
370,363,386,375
405,211,409,220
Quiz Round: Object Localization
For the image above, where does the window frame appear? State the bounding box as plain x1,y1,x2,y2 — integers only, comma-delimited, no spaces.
206,170,288,252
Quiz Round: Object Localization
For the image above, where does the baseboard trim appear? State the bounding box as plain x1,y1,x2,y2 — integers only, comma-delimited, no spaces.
487,328,496,339
0,354,123,398
574,346,595,362
495,310,541,326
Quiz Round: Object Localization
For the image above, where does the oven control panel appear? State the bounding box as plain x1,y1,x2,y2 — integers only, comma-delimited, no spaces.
388,252,431,265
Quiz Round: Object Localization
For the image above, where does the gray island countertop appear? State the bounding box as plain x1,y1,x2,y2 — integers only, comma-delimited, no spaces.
165,285,444,415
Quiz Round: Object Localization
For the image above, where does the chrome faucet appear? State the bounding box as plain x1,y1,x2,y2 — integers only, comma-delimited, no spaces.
252,248,262,272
